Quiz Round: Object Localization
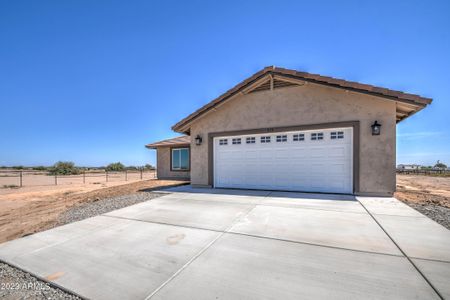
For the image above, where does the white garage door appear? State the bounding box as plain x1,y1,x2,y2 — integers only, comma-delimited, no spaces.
213,128,353,194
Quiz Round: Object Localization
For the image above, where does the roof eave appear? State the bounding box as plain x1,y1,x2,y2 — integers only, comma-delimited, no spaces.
172,67,432,132
145,143,190,149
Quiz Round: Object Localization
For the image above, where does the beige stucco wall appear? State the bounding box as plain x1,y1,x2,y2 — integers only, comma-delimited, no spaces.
156,146,190,180
188,83,397,196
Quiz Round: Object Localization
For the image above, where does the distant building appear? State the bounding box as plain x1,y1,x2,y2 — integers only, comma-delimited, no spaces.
397,164,421,170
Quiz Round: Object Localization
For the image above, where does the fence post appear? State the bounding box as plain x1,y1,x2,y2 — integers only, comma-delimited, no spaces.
19,171,23,187
55,174,57,185
125,170,128,181
140,169,143,180
106,171,108,182
83,171,86,184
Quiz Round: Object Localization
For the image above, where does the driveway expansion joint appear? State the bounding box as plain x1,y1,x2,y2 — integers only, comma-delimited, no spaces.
102,214,225,233
358,199,445,300
103,204,406,259
144,199,261,299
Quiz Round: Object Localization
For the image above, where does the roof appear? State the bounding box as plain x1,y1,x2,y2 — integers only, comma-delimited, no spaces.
172,66,432,133
145,135,190,149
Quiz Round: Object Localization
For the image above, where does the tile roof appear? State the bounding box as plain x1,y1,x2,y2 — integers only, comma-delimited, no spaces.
172,66,432,133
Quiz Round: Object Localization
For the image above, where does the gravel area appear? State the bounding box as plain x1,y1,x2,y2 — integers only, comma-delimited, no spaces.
0,262,81,300
57,191,166,226
0,191,167,299
405,203,450,230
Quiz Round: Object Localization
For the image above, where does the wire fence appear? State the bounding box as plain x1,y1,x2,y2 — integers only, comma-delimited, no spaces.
396,169,450,176
0,169,156,188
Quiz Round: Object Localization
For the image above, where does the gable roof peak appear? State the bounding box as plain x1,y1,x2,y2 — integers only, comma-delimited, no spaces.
172,66,432,133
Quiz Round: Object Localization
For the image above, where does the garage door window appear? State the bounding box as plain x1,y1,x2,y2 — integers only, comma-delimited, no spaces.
171,148,189,171
246,137,256,144
219,139,228,145
311,133,324,141
232,138,241,145
276,135,287,142
293,133,305,141
331,131,344,139
261,136,271,143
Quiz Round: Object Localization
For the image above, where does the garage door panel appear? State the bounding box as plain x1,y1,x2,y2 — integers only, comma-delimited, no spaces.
327,163,347,174
274,149,291,159
244,150,259,160
310,148,326,158
214,128,353,194
291,148,308,158
328,147,346,157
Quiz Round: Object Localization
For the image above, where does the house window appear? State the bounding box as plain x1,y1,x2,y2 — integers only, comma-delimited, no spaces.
246,137,256,144
261,136,271,143
232,138,241,145
276,135,287,142
311,133,324,141
331,131,344,139
219,139,228,145
293,133,305,141
171,148,189,170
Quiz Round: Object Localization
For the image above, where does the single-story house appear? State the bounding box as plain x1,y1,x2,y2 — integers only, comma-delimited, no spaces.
397,164,421,170
146,66,432,196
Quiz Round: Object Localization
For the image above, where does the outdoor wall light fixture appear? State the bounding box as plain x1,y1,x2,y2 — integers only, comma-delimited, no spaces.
195,135,203,145
371,121,382,136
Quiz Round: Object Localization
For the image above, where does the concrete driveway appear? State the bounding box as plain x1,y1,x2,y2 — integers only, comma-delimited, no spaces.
0,186,449,299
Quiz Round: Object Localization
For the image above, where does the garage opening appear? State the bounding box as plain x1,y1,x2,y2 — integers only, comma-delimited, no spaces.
213,128,353,194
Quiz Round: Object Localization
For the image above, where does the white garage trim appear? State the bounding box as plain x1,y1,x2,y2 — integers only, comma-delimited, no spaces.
208,121,360,194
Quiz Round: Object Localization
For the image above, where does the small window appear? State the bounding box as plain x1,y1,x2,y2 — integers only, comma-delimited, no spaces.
293,133,305,141
246,137,256,144
232,138,241,145
261,136,271,143
219,139,228,145
330,131,344,140
311,133,324,141
276,135,287,142
171,148,189,170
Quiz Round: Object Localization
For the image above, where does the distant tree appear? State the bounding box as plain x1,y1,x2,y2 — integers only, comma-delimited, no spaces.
33,166,48,171
49,161,80,175
12,166,24,170
126,165,139,170
106,162,125,172
434,160,447,170
144,164,155,170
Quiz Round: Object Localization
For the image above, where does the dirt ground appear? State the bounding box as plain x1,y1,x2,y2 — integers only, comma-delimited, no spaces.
1,174,447,244
0,179,188,243
395,174,450,208
0,170,155,188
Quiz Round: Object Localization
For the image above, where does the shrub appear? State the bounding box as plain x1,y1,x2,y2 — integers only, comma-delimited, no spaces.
144,164,155,170
49,161,80,175
2,184,19,189
106,162,125,172
33,166,48,171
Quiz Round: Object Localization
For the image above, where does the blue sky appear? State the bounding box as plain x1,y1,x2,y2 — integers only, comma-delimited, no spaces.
1,0,449,167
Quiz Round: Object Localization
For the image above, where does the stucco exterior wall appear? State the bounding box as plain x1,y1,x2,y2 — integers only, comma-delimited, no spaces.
156,146,190,180
188,83,397,196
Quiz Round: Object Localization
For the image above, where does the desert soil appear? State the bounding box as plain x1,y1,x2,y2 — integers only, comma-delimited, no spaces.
396,174,450,229
0,179,187,243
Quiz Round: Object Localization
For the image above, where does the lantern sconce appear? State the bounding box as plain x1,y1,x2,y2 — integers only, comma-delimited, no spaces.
371,121,382,136
195,134,203,145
